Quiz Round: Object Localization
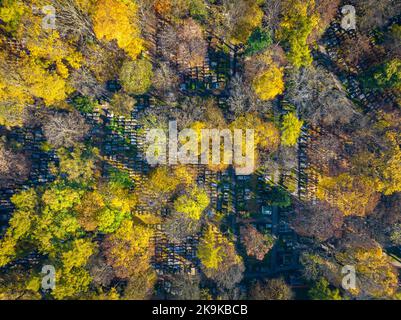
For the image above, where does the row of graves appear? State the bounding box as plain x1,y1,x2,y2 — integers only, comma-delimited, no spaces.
179,38,236,96
152,16,238,97
318,11,400,114
0,125,58,270
234,167,301,279
143,17,241,293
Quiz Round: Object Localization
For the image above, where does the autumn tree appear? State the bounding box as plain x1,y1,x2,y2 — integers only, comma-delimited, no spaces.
197,224,244,289
0,141,31,187
251,55,284,101
56,146,97,184
109,93,136,117
277,0,319,68
291,201,344,241
211,0,264,44
316,173,379,216
173,187,210,220
249,278,293,300
92,0,144,59
240,224,275,260
280,112,303,147
104,219,154,279
335,241,398,298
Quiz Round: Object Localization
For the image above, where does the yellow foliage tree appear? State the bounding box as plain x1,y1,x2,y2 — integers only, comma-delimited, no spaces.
92,0,144,59
277,0,319,68
316,173,378,216
336,245,398,298
104,219,154,278
252,55,285,101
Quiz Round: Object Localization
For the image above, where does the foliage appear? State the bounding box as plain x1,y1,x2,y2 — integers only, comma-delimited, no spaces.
119,58,153,95
240,225,275,260
280,112,303,147
173,187,210,220
277,0,319,68
104,219,154,278
92,0,144,59
245,27,273,56
249,278,293,300
308,278,342,300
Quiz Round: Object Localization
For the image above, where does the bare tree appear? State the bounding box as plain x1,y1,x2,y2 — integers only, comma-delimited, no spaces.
0,141,31,186
290,200,344,241
287,66,358,128
159,19,207,69
43,111,90,148
164,212,201,243
152,62,180,102
53,0,95,42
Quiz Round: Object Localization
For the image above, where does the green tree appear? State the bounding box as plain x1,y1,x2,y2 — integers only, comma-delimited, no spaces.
277,0,319,68
119,58,153,95
308,278,342,300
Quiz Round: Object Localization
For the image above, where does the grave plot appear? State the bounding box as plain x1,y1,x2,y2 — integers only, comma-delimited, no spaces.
319,13,400,114
179,36,237,96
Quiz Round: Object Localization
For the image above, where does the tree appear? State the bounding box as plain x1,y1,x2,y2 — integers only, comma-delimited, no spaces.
316,173,380,216
229,113,280,154
280,112,303,147
164,274,201,300
0,0,25,34
124,269,157,300
159,18,207,69
173,187,210,220
197,224,223,270
252,61,284,101
362,58,401,92
262,185,291,208
211,0,263,44
104,219,154,278
152,62,179,102
198,224,244,289
244,27,273,56
249,278,293,300
92,0,144,59
53,0,95,42
0,267,40,300
119,58,153,95
355,0,401,32
109,93,136,117
308,278,342,300
43,111,90,148
301,237,399,299
277,0,319,68
164,212,201,243
291,201,344,241
240,225,275,260
335,242,398,298
0,141,31,187
56,146,97,184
